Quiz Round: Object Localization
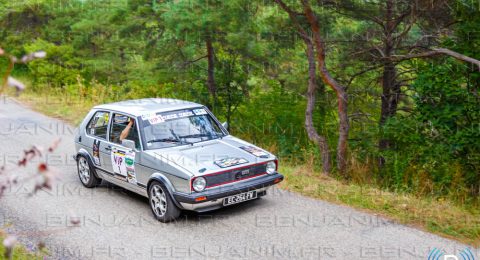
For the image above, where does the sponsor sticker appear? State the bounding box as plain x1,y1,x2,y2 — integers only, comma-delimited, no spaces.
214,157,249,168
148,115,164,125
111,147,137,184
142,113,165,125
240,146,269,158
162,114,178,120
92,139,101,166
193,108,208,115
141,113,155,120
177,111,194,118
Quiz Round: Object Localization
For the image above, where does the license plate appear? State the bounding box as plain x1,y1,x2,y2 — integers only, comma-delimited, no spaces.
223,191,257,206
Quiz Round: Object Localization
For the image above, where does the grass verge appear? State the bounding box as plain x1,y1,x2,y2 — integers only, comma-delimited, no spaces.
16,89,93,126
279,164,480,246
0,231,45,259
15,90,480,247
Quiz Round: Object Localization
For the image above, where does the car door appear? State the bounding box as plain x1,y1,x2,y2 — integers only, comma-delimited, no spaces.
84,110,111,172
105,113,142,185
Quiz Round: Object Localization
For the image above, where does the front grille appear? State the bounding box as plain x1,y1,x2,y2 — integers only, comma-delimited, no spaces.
205,163,267,188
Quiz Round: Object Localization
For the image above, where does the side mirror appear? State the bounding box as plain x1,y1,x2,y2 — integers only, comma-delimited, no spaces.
121,139,136,150
222,121,228,130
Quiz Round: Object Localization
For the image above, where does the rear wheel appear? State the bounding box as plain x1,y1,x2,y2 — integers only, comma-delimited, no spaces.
148,181,181,222
77,155,101,188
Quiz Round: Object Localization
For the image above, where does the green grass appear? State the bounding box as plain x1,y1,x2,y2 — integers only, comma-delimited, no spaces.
14,89,480,247
0,232,46,259
279,164,480,246
17,89,93,126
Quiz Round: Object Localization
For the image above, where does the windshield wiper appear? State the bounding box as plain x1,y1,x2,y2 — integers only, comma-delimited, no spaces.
180,132,225,139
147,138,192,145
178,133,212,139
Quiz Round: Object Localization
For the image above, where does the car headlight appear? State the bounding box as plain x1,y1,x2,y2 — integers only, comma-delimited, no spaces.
266,161,276,174
192,177,206,192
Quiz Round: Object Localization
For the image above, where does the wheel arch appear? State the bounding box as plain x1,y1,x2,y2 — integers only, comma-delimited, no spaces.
147,173,184,209
75,148,101,179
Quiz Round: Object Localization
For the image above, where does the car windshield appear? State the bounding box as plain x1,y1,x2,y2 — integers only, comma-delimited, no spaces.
141,108,225,149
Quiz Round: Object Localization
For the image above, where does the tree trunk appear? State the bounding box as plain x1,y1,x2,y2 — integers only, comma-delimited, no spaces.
336,90,349,175
304,37,331,174
205,33,216,98
379,62,398,148
379,0,401,160
302,0,349,176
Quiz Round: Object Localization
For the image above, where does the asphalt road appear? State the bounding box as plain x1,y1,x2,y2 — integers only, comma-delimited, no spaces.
0,96,474,260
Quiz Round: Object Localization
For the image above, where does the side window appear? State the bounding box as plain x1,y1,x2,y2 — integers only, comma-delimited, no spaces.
86,111,110,139
109,113,140,149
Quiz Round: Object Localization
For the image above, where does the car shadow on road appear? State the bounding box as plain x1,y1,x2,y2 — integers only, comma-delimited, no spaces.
99,180,269,224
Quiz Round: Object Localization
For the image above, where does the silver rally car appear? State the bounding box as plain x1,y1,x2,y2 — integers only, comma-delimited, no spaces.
74,98,284,222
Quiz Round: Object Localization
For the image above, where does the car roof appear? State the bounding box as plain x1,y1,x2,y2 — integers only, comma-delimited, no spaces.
93,98,203,117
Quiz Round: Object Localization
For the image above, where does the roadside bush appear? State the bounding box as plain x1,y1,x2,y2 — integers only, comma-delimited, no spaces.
381,60,480,200
24,39,81,88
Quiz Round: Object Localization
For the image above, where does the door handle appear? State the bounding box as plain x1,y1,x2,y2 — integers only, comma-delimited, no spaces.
105,146,112,151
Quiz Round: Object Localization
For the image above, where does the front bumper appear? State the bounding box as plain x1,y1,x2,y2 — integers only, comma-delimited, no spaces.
173,172,284,212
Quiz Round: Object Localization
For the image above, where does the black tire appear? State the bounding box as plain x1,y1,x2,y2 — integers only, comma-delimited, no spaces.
77,155,101,188
148,181,181,222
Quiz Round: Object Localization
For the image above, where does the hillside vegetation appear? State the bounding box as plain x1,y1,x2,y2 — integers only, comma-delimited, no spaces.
1,0,479,244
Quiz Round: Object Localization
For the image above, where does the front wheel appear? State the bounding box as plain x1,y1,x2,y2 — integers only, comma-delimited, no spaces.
77,155,101,188
148,181,181,222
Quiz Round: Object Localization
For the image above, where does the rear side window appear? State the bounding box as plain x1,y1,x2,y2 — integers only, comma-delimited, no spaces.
86,111,110,139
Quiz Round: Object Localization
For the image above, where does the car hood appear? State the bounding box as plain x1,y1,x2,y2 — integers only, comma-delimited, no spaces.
143,135,275,176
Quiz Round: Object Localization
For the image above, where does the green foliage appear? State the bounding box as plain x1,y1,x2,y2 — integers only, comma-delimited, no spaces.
233,83,309,158
380,2,480,197
382,59,479,197
24,39,81,87
0,0,479,202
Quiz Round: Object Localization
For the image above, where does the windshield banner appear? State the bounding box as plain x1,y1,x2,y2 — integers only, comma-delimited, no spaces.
142,108,208,125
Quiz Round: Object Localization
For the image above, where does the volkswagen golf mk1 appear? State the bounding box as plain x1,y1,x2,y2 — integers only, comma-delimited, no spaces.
74,98,284,222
